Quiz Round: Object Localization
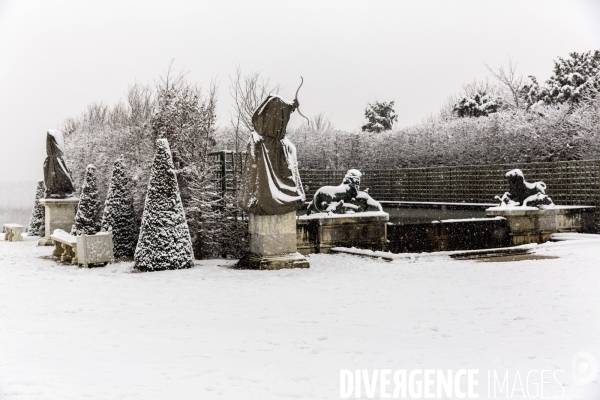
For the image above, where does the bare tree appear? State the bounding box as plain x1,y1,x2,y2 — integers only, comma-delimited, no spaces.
486,58,525,109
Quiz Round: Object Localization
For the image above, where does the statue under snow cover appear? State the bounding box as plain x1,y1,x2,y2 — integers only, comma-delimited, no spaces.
239,95,306,215
307,169,383,215
43,129,75,198
495,169,553,207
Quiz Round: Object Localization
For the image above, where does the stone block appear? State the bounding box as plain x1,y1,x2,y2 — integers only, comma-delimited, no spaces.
249,233,297,256
236,252,309,270
248,212,297,236
297,211,389,254
3,224,24,242
39,197,79,246
241,211,309,269
486,205,595,245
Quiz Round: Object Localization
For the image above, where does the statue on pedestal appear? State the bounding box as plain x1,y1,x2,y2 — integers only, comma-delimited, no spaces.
239,95,306,215
237,79,309,269
38,129,79,246
495,169,553,208
306,169,383,215
43,129,75,198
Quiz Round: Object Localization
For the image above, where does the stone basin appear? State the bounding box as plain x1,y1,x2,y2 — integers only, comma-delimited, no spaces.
485,205,596,245
296,211,389,255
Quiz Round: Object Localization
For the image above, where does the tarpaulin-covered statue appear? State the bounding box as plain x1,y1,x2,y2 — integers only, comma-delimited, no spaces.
239,84,308,215
43,129,75,198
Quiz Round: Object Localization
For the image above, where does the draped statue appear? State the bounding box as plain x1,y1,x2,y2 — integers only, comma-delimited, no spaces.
43,129,75,198
239,95,306,215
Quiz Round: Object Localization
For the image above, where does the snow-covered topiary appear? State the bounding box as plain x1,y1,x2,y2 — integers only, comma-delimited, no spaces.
361,101,398,133
134,139,194,272
101,158,138,259
71,164,101,235
453,91,503,118
28,180,46,236
521,50,600,107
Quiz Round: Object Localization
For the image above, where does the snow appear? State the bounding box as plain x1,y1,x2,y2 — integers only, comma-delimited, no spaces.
487,205,539,211
49,228,76,244
47,129,65,153
256,95,294,116
380,201,498,208
298,210,388,220
506,169,525,179
1,235,600,399
550,232,600,241
330,243,540,261
437,216,505,223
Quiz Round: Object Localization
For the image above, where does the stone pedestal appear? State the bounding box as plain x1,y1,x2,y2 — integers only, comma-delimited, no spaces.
486,205,595,245
38,197,79,246
237,211,309,270
297,211,389,254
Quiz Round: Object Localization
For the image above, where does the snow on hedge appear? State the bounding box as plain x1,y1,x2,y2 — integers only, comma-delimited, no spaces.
134,139,193,272
27,180,45,237
71,164,101,235
101,158,138,259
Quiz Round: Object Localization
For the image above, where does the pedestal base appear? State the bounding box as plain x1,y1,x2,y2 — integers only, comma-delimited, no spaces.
238,211,310,270
236,252,309,270
39,197,80,246
486,205,595,245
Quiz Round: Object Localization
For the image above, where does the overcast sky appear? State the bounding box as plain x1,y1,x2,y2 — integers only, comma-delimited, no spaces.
1,0,599,183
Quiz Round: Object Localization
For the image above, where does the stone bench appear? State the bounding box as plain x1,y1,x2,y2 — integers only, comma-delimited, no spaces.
49,229,114,268
3,224,24,242
50,229,78,264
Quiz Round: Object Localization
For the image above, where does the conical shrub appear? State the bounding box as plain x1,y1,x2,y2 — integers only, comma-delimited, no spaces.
71,164,101,235
28,180,46,236
101,158,138,259
134,139,193,271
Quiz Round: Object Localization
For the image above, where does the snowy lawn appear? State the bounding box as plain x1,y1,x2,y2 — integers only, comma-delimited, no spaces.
1,235,599,399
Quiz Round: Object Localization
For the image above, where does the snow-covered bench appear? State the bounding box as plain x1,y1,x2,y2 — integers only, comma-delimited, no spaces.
49,229,114,268
3,224,24,242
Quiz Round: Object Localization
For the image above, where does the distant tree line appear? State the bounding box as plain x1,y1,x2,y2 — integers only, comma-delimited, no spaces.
288,50,600,169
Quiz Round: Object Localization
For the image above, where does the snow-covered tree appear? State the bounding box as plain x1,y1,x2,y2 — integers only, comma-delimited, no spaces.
71,164,101,235
361,101,398,133
101,158,138,259
134,139,194,272
28,180,46,236
186,163,222,259
185,162,248,259
453,91,503,118
150,69,217,165
219,193,248,258
521,50,600,107
63,83,155,224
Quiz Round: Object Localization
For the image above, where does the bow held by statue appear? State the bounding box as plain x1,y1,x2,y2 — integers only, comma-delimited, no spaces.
294,76,310,126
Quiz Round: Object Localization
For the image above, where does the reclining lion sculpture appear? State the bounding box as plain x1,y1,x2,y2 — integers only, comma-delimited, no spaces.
495,169,553,207
307,169,383,215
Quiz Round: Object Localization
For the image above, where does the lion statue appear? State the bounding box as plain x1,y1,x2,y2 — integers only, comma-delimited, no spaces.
306,169,383,215
495,169,553,207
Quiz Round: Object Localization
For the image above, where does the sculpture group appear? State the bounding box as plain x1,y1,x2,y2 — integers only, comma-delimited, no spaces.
307,169,383,215
26,77,579,272
495,169,553,208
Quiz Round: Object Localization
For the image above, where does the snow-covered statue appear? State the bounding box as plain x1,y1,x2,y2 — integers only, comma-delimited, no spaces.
495,169,553,207
239,86,307,215
307,169,383,215
43,129,75,198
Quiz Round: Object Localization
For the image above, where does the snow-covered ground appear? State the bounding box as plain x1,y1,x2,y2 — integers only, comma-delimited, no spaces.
1,235,599,399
